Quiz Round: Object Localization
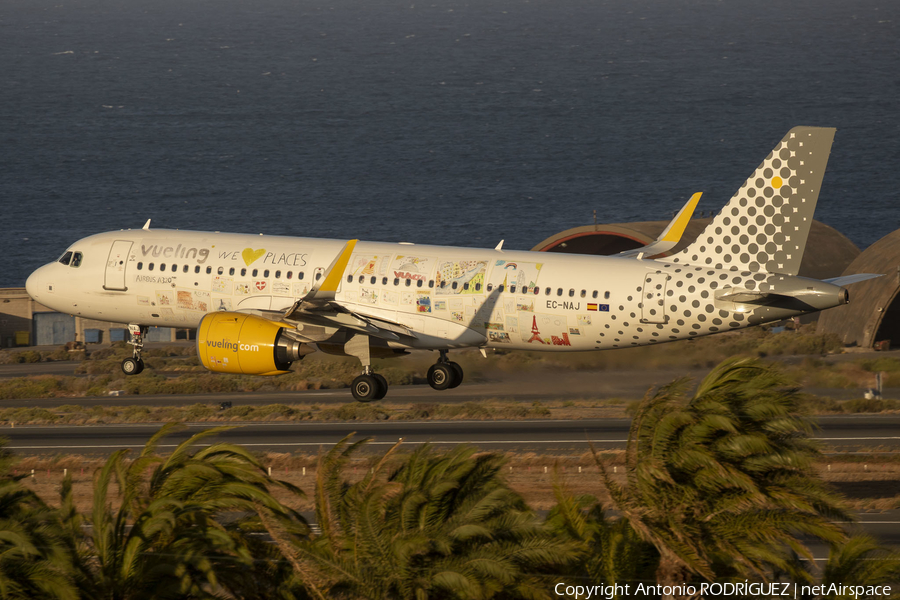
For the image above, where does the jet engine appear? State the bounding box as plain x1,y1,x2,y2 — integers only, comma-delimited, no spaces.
196,312,313,375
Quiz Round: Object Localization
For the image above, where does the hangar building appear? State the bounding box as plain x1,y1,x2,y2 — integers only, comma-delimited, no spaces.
816,229,900,348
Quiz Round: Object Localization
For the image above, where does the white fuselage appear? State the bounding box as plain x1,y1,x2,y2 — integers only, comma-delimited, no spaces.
25,228,842,353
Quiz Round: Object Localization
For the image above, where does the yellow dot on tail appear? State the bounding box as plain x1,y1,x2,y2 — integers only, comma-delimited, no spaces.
772,176,783,188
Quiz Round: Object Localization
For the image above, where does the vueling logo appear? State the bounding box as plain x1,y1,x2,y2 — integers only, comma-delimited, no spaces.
205,340,260,352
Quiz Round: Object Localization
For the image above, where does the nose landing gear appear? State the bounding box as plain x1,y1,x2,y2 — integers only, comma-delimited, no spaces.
121,324,147,376
427,350,463,391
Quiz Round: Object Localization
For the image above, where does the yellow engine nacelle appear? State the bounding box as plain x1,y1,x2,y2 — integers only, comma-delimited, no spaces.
196,312,311,376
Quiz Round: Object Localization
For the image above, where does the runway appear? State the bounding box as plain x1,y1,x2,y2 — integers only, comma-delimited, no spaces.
4,415,900,455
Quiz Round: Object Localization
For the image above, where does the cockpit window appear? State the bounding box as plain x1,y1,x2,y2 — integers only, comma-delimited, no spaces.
70,252,83,268
58,251,73,266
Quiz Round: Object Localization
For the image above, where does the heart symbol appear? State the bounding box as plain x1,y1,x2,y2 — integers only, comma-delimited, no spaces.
256,281,267,291
242,248,266,266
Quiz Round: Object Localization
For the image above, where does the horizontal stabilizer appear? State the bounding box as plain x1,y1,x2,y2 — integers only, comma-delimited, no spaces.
824,273,883,286
715,288,773,303
619,193,702,259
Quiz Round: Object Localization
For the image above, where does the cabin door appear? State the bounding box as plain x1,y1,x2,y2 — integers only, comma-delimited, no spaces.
640,272,669,324
103,240,133,291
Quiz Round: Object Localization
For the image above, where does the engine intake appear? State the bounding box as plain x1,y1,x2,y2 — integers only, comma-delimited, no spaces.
196,312,311,376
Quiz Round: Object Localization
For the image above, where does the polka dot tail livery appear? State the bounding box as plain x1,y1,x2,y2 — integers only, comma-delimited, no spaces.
667,127,836,276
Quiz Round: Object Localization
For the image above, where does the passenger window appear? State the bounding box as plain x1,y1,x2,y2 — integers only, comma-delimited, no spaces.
487,284,493,292
569,289,575,297
534,287,539,295
359,275,364,284
347,275,353,283
452,282,458,290
382,277,388,285
137,262,143,270
475,283,481,291
440,281,446,288
287,271,293,279
604,291,610,299
557,288,563,296
275,270,281,279
252,269,258,277
227,267,234,275
58,252,73,266
148,263,155,271
428,280,434,288
217,266,224,275
592,291,598,299
183,265,189,273
299,272,305,280
545,287,551,296
580,290,586,298
206,266,212,274
498,284,505,293
71,252,83,267
463,282,469,291
371,276,376,284
264,270,270,278
510,285,516,293
160,263,166,271
417,280,423,288
195,266,200,274
405,279,411,287
394,278,400,286
171,264,177,272
315,272,322,281
241,268,247,277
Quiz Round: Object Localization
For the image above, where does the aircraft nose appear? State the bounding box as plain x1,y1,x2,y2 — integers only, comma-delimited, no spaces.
25,265,45,300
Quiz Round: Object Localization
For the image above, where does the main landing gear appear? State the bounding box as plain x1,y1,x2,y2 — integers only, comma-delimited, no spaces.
347,333,388,402
426,350,463,391
351,368,388,403
346,338,465,402
121,324,147,376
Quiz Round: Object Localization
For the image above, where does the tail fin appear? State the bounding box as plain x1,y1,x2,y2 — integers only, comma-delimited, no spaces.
667,127,835,276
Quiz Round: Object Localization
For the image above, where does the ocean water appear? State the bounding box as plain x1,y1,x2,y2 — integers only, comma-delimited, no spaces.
1,0,898,287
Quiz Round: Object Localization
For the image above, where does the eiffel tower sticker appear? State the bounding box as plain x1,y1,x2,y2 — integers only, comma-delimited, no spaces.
527,315,546,345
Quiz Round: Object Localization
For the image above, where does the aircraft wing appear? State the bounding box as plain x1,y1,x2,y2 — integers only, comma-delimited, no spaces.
236,239,417,343
618,192,702,259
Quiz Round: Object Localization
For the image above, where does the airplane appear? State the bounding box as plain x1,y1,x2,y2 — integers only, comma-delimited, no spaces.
25,127,880,402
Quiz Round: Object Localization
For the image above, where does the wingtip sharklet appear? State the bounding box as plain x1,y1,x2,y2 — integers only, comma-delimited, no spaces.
300,239,359,305
618,192,702,259
660,192,702,243
318,239,358,294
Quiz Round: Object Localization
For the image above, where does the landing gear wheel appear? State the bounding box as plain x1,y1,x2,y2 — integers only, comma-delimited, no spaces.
447,361,463,389
121,357,144,376
373,373,388,400
427,363,454,391
351,374,381,402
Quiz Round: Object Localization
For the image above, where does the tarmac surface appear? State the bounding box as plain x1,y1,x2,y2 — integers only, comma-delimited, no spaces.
4,415,900,455
1,360,896,408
